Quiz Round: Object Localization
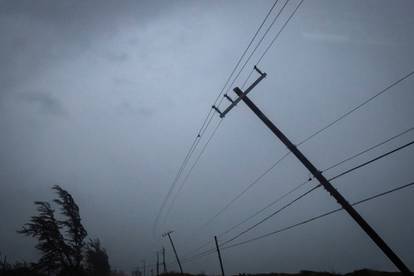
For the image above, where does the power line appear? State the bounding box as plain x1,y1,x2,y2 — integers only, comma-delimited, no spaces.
187,0,305,239
217,126,414,236
221,184,320,246
164,0,305,243
242,0,305,88
222,180,414,250
194,0,281,138
152,135,200,237
258,0,304,65
176,179,414,264
196,151,290,232
172,1,313,251
153,114,217,237
241,5,414,149
182,247,216,263
153,0,284,238
223,0,291,95
181,240,213,260
219,138,414,246
158,1,414,262
171,51,414,276
190,122,414,241
175,3,414,262
205,69,414,235
322,126,414,172
160,0,285,239
209,0,280,108
185,115,414,245
192,0,278,141
218,178,311,236
297,70,414,146
162,118,224,227
181,107,414,256
329,139,414,182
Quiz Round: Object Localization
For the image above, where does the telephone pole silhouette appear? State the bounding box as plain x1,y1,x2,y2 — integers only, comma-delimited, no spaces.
214,236,225,276
156,251,160,276
162,231,183,274
142,260,146,276
213,66,411,275
162,247,167,273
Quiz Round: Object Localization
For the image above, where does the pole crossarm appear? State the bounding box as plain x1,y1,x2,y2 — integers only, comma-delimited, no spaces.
213,66,266,118
161,230,174,238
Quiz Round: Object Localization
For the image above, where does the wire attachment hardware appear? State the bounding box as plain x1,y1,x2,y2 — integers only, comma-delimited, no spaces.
254,65,266,77
212,105,223,117
224,94,235,104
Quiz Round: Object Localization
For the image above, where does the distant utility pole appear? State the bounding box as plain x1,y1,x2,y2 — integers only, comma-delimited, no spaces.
214,236,225,276
142,260,146,276
156,251,160,276
213,66,411,275
162,247,167,273
162,231,183,274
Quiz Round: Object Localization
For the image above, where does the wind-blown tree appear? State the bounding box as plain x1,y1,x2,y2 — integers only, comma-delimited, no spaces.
53,185,87,270
85,239,111,276
18,185,88,275
17,201,73,272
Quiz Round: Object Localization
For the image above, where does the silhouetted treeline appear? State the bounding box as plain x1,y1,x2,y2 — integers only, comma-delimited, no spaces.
157,270,405,276
236,269,405,276
1,185,112,276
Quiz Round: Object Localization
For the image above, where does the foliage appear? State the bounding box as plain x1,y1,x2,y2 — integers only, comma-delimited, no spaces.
17,201,72,272
85,239,111,276
16,185,107,276
52,185,87,269
0,254,45,276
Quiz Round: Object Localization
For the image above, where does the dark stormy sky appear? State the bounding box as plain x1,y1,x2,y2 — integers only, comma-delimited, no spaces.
1,0,414,274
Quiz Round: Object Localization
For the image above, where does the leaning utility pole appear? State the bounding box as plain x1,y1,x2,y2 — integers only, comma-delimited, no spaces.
213,66,411,275
214,236,225,276
162,231,183,274
162,247,167,273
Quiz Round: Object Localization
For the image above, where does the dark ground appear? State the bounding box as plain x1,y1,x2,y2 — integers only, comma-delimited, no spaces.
162,269,406,276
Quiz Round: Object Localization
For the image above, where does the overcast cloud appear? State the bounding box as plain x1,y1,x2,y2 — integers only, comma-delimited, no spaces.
1,0,414,274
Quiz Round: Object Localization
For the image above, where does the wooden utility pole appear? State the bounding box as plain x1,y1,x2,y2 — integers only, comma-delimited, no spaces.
214,66,411,275
156,251,160,276
163,231,183,274
162,247,167,273
214,236,225,276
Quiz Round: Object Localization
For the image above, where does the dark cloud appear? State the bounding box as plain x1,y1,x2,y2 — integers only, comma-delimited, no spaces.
0,0,174,95
0,0,413,274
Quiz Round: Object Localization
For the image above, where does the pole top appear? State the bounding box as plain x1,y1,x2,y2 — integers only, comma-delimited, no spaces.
254,65,266,77
161,230,174,237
